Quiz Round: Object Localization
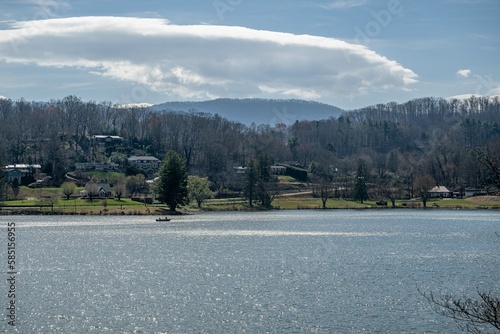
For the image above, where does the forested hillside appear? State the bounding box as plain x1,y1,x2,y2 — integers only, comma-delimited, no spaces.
0,95,499,198
152,98,344,125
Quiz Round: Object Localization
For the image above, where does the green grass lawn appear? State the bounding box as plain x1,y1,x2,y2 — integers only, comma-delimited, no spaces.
425,198,500,209
2,192,498,214
198,197,379,210
4,198,143,207
2,197,158,214
273,198,381,210
81,171,124,184
18,186,65,198
278,175,300,183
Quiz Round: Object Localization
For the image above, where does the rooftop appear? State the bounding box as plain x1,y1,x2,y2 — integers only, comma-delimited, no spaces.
128,156,160,161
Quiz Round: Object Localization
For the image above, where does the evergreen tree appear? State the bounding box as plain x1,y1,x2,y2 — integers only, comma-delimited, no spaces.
243,160,258,207
354,159,369,203
155,151,188,212
257,155,274,208
242,154,279,209
0,162,5,205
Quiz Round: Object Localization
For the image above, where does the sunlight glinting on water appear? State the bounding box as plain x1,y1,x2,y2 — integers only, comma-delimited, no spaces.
3,210,499,333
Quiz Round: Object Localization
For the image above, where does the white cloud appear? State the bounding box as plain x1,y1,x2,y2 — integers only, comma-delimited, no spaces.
448,93,480,100
457,69,472,78
0,16,417,101
320,0,368,9
488,86,500,95
115,102,154,108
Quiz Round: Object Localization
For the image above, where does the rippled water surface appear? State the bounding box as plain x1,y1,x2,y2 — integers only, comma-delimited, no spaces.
2,210,499,333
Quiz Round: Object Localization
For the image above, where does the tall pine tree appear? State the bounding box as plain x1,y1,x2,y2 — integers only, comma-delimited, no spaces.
0,161,5,205
243,160,258,207
155,151,189,212
354,159,369,203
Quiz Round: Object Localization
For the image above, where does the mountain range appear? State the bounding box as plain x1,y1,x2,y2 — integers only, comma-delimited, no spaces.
151,98,344,126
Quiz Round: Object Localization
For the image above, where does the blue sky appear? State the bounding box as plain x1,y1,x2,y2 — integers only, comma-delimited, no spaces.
0,0,499,110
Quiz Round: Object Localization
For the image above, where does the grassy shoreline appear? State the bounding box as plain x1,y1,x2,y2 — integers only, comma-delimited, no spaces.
1,196,499,215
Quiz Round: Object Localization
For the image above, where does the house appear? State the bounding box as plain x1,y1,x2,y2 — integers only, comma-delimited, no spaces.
80,182,113,199
5,164,42,172
270,165,287,175
428,186,452,198
128,156,161,170
464,188,487,197
92,135,123,146
96,183,113,198
4,169,22,185
75,162,120,171
233,166,247,174
4,164,41,184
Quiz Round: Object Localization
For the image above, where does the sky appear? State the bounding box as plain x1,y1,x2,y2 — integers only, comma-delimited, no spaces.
0,0,499,110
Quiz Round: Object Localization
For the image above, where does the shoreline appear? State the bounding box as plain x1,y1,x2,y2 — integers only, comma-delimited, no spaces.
1,205,498,216
1,195,498,216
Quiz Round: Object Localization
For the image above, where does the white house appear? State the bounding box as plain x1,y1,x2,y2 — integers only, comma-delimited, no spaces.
464,188,487,197
428,186,452,198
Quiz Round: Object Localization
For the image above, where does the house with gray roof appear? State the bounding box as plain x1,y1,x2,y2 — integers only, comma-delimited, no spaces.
428,186,452,198
128,156,161,171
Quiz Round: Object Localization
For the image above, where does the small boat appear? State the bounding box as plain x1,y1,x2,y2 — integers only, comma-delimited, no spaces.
156,217,171,222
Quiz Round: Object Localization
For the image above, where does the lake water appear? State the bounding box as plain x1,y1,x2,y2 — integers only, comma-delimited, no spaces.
2,210,499,333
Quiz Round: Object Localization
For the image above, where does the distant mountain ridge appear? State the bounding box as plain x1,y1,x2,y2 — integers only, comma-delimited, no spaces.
152,98,344,125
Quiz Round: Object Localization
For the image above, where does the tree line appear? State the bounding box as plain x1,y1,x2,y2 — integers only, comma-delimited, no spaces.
0,95,499,202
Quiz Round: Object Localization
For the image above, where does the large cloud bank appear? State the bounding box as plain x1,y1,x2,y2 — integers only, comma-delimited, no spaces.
0,16,417,100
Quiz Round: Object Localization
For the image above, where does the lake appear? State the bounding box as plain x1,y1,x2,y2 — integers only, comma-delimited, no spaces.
2,210,499,333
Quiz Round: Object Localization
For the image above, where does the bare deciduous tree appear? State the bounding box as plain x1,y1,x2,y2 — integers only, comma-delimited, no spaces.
413,174,436,208
419,288,500,334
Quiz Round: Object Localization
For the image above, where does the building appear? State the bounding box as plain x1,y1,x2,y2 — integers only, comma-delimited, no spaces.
464,188,487,197
282,161,302,167
96,183,113,198
80,182,113,199
4,164,41,184
233,166,247,174
128,156,161,171
4,169,22,184
270,165,287,175
428,186,452,198
75,162,120,172
92,135,123,146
